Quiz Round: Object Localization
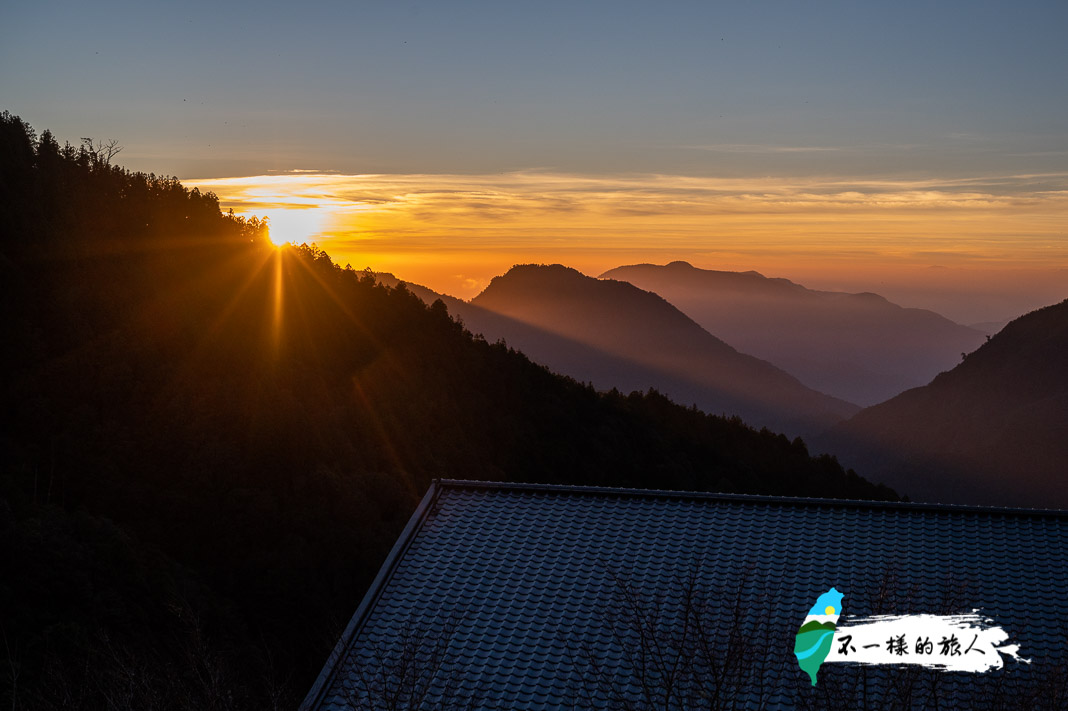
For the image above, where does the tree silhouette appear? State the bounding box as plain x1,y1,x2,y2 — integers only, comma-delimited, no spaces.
571,567,774,711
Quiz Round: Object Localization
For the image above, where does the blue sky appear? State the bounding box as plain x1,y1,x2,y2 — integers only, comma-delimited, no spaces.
5,1,1066,178
3,1,1066,322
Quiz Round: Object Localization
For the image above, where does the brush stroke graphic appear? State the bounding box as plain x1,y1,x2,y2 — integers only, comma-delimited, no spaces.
827,612,1031,671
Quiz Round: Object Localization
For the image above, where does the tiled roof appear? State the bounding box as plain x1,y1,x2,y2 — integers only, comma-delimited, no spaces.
302,480,1068,710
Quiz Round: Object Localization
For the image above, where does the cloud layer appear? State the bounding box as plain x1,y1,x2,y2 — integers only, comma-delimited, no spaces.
185,170,1068,320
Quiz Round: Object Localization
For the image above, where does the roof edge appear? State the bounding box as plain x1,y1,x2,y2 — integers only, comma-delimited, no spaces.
436,479,1068,517
299,480,444,711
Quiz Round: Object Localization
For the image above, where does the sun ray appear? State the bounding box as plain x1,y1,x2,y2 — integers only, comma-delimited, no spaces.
271,247,284,359
351,375,420,500
148,243,278,404
286,246,385,348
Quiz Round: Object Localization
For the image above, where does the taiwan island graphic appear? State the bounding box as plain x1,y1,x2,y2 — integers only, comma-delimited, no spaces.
793,587,843,686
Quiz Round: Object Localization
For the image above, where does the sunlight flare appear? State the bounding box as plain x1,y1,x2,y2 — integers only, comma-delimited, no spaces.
264,208,331,246
272,247,284,358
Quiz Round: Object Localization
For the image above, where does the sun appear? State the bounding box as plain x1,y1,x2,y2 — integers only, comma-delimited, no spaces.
267,225,287,247
263,208,329,247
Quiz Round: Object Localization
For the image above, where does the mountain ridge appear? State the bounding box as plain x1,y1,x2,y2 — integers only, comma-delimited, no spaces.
464,263,858,436
601,261,987,405
380,265,858,436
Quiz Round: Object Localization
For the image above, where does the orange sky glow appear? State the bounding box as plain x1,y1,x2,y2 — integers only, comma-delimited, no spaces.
185,171,1068,324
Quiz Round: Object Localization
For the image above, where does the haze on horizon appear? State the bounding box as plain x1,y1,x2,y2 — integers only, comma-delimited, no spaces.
4,0,1066,323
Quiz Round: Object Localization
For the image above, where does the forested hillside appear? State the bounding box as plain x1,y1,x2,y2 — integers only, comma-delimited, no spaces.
0,113,894,709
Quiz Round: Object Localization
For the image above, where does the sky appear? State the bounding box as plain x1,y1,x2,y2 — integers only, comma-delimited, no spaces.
3,0,1067,323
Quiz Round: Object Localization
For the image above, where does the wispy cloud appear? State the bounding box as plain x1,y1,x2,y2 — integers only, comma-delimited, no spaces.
685,144,844,154
184,169,1068,302
187,170,1066,229
186,170,1068,224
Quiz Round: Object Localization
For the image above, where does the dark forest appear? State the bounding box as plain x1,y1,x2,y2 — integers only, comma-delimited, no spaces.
0,113,895,709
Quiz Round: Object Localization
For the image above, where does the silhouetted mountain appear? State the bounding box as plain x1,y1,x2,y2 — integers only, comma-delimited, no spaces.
376,272,742,422
817,298,1068,507
467,264,858,436
601,261,987,406
0,113,894,710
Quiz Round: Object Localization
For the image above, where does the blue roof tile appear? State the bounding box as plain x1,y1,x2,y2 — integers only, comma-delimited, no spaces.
302,480,1068,710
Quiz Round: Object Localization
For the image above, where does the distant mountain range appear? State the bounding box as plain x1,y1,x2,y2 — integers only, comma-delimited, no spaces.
380,265,858,436
817,298,1068,508
601,261,987,406
382,264,1066,509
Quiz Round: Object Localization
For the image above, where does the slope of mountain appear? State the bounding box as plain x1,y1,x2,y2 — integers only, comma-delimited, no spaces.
463,264,858,436
817,298,1068,507
969,319,1010,335
601,261,987,406
376,272,739,425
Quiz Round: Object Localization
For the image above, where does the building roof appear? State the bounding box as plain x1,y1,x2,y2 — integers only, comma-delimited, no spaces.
301,480,1068,710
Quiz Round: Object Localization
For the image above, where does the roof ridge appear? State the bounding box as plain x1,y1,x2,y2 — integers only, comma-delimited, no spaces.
435,479,1068,517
